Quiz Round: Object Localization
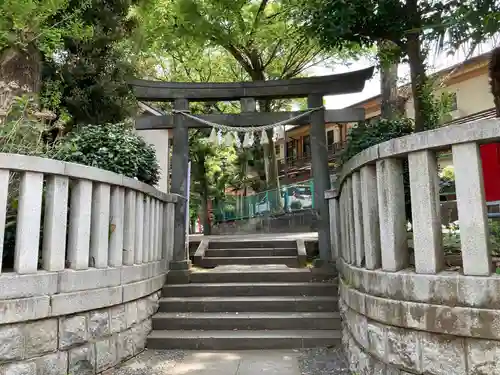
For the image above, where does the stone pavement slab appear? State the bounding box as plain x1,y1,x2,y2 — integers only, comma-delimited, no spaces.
108,349,302,375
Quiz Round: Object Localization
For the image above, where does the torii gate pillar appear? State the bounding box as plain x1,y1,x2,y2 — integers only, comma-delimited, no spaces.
167,98,191,283
308,94,332,264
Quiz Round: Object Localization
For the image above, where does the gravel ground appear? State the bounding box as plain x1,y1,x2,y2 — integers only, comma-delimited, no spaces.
298,347,350,375
105,350,186,375
109,347,350,375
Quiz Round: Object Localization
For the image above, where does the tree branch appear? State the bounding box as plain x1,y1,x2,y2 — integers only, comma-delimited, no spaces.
224,43,254,76
249,0,270,42
263,39,283,68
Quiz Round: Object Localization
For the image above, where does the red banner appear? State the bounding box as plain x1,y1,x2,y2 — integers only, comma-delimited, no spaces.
480,143,500,202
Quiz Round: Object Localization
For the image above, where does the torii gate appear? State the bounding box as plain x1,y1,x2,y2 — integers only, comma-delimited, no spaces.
131,66,374,282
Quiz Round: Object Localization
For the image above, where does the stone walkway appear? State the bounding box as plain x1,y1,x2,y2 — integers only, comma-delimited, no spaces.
108,347,349,375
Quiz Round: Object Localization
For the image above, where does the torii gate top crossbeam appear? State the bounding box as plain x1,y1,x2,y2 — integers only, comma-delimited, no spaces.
130,67,374,102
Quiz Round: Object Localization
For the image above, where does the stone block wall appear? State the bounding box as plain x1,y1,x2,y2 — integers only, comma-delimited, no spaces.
340,261,500,374
211,210,318,235
0,291,160,375
0,260,167,375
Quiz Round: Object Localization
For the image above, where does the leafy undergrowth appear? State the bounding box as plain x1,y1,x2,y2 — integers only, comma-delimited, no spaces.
408,219,500,272
440,219,500,256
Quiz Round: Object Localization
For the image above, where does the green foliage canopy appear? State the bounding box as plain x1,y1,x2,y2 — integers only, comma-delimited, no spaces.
41,0,139,126
292,0,500,131
135,0,358,81
0,0,91,57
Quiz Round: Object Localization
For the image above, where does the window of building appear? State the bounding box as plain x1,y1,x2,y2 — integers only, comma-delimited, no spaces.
286,140,298,159
303,135,311,156
327,130,334,146
275,145,281,156
449,92,458,111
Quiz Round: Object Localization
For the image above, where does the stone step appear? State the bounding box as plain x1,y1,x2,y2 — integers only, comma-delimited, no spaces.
204,247,297,258
200,256,299,267
158,296,339,313
152,312,341,331
147,329,341,350
208,240,297,249
162,282,337,298
190,266,317,283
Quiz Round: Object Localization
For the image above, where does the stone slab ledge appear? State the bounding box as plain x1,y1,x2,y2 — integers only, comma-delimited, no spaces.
0,267,166,324
340,259,500,310
0,260,166,300
0,153,180,204
340,279,500,342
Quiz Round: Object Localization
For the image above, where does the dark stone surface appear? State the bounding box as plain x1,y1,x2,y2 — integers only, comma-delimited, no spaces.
165,270,190,284
131,67,374,101
135,108,365,129
308,94,332,263
298,347,350,375
170,99,190,264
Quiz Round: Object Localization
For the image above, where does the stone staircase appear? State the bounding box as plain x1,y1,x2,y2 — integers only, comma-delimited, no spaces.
147,239,340,350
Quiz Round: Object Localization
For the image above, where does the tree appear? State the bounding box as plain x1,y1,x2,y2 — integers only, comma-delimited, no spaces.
189,127,240,234
0,0,90,103
491,46,500,117
135,0,357,192
0,0,140,126
40,0,139,126
294,0,500,131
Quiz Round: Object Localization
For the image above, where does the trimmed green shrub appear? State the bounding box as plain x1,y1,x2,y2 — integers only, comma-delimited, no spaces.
53,122,160,185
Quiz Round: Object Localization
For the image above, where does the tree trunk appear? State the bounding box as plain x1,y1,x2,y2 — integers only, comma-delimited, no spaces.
379,42,400,120
258,99,279,188
0,45,41,91
201,195,211,235
258,99,281,212
197,154,212,235
0,45,41,110
406,0,428,132
265,128,280,191
490,47,500,117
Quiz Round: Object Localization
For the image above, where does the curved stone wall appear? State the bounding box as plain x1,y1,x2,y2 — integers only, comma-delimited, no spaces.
0,264,166,374
340,261,500,375
325,118,500,374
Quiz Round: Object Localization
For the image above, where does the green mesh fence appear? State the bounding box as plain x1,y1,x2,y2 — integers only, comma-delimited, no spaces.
212,175,458,223
212,179,315,223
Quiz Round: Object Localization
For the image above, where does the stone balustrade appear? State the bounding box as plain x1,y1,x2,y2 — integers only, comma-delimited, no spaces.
0,153,178,374
326,118,500,374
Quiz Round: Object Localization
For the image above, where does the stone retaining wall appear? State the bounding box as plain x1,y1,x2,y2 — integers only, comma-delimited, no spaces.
0,260,167,375
340,261,500,374
0,290,161,375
